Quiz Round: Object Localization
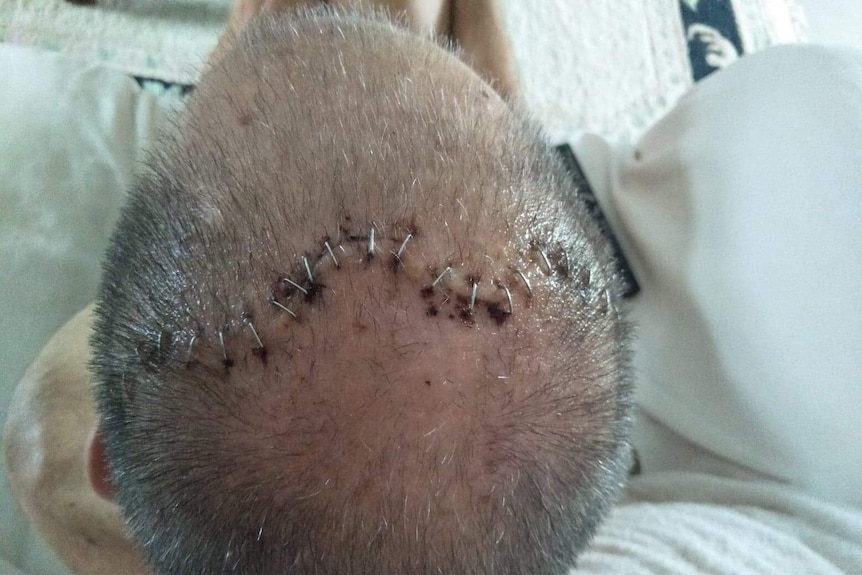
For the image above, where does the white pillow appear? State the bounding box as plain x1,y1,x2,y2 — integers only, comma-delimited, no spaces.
0,44,174,575
573,44,862,508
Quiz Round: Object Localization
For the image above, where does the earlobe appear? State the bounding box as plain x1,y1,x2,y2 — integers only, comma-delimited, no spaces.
86,427,116,502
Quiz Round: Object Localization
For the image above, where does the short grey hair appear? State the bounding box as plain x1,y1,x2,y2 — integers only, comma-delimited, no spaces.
92,8,633,575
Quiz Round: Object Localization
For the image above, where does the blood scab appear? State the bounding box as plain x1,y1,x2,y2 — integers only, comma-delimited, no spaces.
546,244,571,278
252,346,269,365
486,301,510,326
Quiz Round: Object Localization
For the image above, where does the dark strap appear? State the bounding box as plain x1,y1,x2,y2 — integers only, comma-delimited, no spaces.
555,143,640,298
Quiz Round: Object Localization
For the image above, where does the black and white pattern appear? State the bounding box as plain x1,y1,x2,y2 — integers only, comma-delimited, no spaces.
680,0,745,81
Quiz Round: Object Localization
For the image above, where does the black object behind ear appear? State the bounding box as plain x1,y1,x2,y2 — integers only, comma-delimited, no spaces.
555,143,639,299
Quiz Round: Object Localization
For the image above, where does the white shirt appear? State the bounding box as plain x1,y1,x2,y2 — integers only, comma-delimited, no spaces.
568,44,862,508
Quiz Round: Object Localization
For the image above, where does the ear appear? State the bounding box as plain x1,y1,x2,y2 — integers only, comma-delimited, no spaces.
447,0,518,99
211,0,519,98
86,427,116,501
395,0,519,98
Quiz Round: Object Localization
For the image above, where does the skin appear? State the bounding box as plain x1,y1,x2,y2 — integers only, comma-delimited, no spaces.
3,2,533,574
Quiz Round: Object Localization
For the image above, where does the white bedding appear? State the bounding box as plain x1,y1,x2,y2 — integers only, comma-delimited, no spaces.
0,44,176,575
580,472,862,574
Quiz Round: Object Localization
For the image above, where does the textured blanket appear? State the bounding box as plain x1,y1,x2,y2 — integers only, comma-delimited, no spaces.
1,0,806,141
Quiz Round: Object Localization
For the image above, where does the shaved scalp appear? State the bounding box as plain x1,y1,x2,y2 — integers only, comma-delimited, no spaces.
92,8,633,575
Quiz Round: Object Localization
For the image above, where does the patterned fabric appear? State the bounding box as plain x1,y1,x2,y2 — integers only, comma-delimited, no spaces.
680,0,745,80
139,0,752,97
133,76,194,98
2,0,807,142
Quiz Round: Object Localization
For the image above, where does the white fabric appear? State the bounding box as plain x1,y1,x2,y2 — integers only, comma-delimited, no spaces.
798,0,862,49
579,472,862,574
572,44,862,508
0,44,176,575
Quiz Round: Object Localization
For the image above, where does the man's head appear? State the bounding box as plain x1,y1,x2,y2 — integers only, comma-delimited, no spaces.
91,9,632,574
